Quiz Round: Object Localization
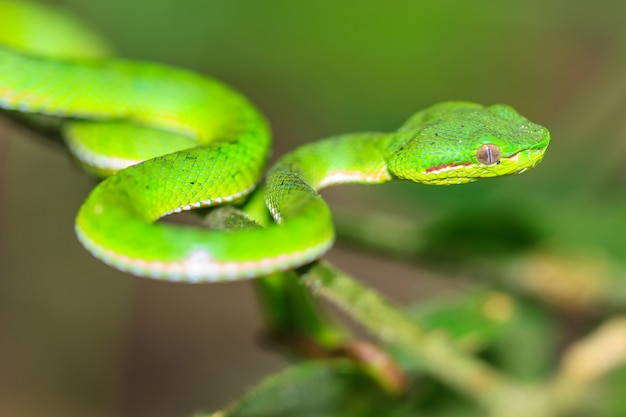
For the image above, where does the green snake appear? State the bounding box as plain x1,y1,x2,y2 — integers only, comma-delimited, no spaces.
0,1,550,282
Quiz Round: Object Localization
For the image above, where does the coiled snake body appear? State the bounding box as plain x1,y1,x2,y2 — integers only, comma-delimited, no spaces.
0,1,550,282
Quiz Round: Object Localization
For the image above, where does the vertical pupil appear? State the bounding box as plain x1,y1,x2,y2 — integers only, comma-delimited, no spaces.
477,144,501,165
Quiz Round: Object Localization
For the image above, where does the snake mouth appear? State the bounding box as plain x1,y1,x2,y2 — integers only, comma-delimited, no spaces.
420,148,545,185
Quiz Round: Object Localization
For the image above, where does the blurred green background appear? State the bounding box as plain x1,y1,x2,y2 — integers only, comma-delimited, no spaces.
1,0,626,416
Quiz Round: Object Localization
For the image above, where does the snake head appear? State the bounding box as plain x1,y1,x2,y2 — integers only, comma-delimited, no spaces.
386,102,550,185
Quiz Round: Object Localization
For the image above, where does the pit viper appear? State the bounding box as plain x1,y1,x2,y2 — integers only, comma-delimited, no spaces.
0,0,550,282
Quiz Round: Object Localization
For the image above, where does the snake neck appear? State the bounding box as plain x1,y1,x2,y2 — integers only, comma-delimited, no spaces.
265,132,394,223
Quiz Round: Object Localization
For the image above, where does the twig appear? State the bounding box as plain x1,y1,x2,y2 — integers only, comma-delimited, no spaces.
300,261,524,408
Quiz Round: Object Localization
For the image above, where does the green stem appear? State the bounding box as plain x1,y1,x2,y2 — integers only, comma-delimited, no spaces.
301,261,519,407
237,190,345,345
254,271,346,347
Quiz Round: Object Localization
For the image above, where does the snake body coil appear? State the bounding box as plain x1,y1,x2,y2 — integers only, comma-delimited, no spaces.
0,1,550,282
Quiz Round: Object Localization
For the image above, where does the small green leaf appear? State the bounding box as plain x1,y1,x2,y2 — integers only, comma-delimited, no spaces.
408,289,518,352
217,360,405,417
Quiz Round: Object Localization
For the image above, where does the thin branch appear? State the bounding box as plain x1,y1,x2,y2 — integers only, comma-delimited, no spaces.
300,261,523,408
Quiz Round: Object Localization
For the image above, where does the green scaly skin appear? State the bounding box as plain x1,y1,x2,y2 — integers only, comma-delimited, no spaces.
0,1,550,282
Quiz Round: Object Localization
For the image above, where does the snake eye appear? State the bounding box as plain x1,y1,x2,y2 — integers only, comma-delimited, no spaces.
476,144,501,165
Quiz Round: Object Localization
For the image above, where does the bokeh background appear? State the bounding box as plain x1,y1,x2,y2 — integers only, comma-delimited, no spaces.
2,1,626,416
